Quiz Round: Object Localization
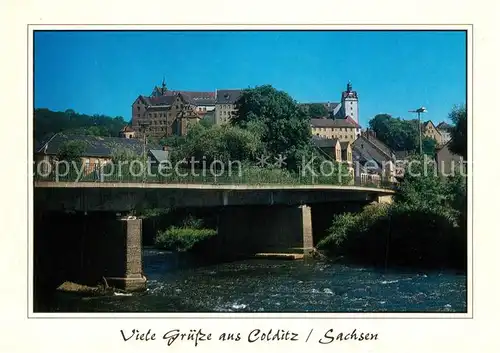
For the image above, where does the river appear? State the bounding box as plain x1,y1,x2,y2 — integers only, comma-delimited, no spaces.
44,248,466,313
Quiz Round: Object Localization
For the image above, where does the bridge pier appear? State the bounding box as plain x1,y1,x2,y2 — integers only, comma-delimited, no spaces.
216,204,315,258
100,217,146,292
34,212,146,295
300,205,314,257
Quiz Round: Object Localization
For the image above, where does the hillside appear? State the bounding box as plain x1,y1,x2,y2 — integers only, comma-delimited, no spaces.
34,108,128,143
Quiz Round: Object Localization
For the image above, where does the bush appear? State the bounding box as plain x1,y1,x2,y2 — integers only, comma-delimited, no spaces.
317,202,465,269
154,227,217,252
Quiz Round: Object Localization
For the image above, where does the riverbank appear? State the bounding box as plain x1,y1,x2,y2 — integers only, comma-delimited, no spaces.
317,189,466,270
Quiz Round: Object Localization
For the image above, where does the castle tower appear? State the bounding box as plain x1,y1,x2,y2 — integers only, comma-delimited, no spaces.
340,81,359,124
151,77,168,97
161,76,167,95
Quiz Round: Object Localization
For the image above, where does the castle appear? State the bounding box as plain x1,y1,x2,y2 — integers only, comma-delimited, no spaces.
127,79,360,140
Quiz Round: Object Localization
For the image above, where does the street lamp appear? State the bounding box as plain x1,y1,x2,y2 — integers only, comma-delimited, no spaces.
409,106,427,155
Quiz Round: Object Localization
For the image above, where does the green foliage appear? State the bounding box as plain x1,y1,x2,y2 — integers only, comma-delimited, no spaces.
232,85,311,171
318,154,467,269
448,105,467,159
317,202,464,269
318,203,390,249
422,136,437,155
35,108,127,141
154,227,217,252
395,154,462,221
172,123,264,165
199,118,214,128
307,103,328,118
159,134,186,149
56,141,86,162
368,114,420,152
110,146,141,163
154,215,215,252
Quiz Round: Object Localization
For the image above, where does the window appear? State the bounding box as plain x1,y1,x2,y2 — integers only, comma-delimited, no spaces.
149,113,152,118
154,113,157,118
137,106,141,111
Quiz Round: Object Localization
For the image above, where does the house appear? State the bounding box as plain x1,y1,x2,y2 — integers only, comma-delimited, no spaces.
34,133,160,176
436,140,464,177
312,135,341,161
119,125,135,139
352,132,397,183
422,120,444,146
148,148,170,167
339,141,353,164
310,116,361,143
437,122,453,145
215,89,243,125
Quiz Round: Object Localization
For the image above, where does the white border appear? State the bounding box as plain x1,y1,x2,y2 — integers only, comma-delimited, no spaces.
28,24,472,319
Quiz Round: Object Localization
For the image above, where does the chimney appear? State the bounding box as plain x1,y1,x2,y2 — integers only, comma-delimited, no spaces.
162,145,168,151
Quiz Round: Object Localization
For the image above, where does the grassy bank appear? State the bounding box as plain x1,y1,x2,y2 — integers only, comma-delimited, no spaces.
317,156,467,270
316,203,466,269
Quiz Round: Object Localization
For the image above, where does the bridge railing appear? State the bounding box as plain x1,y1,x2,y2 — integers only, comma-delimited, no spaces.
33,163,397,190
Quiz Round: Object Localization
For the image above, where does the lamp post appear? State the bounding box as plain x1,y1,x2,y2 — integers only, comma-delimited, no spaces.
139,121,151,182
409,106,427,155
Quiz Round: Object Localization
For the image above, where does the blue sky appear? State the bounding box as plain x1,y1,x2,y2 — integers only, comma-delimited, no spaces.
34,30,466,127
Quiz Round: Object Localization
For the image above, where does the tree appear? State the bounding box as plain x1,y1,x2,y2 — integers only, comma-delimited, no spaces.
56,141,86,163
232,85,311,171
34,108,128,141
448,105,467,159
173,123,264,165
422,137,437,155
307,103,328,118
368,114,419,152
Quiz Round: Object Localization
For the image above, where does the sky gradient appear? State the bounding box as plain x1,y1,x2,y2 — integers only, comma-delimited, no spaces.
34,30,466,128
